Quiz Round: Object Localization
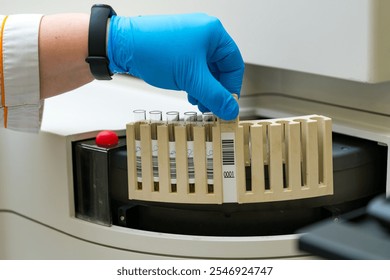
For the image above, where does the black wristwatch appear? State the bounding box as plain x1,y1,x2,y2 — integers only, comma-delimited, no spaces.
85,4,117,80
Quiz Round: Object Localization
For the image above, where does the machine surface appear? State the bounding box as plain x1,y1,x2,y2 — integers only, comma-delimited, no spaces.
0,76,388,259
0,78,312,259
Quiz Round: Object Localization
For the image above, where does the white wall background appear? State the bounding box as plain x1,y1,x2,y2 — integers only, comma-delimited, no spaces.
3,0,390,83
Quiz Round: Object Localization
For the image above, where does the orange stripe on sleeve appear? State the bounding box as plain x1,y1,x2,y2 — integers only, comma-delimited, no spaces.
0,15,8,127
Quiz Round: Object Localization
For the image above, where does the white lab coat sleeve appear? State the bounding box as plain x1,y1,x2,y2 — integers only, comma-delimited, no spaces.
1,14,44,133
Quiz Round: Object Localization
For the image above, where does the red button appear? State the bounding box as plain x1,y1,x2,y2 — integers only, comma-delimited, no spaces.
96,130,119,147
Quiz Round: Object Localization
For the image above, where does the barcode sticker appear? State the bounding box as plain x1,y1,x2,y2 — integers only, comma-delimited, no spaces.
152,140,159,182
187,141,195,184
222,139,235,165
206,141,214,184
221,132,237,202
169,141,177,184
135,140,142,183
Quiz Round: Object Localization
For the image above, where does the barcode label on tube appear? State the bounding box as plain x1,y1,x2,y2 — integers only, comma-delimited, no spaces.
169,141,177,184
206,141,214,184
152,140,159,182
187,141,195,184
135,140,142,182
221,132,237,202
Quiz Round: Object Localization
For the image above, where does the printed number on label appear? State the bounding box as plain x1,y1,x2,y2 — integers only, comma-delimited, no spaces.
223,171,235,178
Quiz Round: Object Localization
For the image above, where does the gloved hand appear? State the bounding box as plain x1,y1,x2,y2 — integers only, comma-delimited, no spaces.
107,13,244,120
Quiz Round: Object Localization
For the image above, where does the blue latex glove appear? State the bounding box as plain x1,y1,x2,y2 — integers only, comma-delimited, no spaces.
107,13,244,120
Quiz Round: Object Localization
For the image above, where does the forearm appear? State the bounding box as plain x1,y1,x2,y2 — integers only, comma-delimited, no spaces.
39,13,94,99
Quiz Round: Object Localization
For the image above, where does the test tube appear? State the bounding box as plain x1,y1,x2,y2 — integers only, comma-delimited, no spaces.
133,109,146,122
149,110,162,139
184,111,198,122
166,111,180,193
184,111,198,141
202,112,215,193
133,109,146,140
184,111,198,193
166,111,180,142
149,110,162,191
133,109,146,190
202,112,215,142
149,110,162,121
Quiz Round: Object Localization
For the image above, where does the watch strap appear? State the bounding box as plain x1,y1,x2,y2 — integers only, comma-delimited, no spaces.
86,4,116,80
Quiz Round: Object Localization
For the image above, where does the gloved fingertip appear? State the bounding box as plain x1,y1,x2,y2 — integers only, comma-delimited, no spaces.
187,95,198,106
217,96,239,121
197,103,210,113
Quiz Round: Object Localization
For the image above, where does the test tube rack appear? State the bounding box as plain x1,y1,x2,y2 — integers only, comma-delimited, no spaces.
126,114,333,204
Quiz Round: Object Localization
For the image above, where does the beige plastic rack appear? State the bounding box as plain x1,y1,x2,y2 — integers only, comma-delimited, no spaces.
126,114,333,204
